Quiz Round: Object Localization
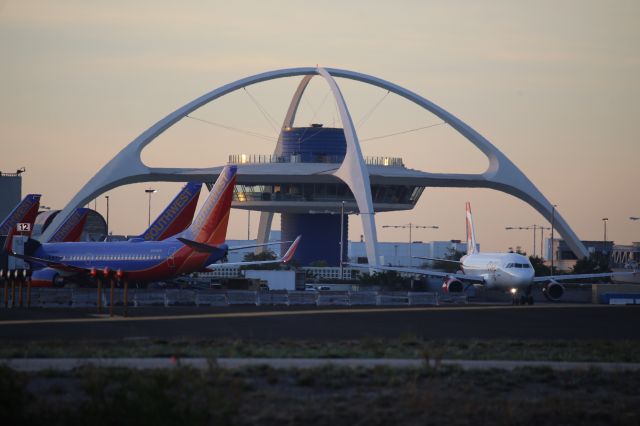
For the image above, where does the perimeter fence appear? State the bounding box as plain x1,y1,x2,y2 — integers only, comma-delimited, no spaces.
1,289,467,308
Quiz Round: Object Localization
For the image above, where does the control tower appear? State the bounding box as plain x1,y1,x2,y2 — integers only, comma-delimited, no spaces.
229,124,424,265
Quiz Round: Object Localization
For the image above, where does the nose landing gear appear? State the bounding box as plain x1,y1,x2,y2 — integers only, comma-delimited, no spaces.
511,287,534,305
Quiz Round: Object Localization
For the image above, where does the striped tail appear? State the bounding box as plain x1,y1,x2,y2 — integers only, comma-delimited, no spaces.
48,208,90,242
141,181,202,241
465,201,478,254
182,166,237,245
0,194,41,252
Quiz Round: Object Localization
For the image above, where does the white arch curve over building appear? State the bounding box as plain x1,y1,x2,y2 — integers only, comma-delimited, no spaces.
41,67,589,260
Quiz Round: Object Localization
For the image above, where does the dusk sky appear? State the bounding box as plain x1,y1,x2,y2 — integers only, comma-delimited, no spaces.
1,1,638,253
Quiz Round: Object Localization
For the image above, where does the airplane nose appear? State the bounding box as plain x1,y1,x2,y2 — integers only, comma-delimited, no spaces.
517,270,534,286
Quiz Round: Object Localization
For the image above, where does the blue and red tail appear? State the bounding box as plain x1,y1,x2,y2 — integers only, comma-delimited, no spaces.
141,181,202,241
48,208,90,242
182,166,236,245
0,194,41,252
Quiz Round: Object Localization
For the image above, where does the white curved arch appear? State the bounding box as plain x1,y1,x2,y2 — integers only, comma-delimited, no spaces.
42,67,588,260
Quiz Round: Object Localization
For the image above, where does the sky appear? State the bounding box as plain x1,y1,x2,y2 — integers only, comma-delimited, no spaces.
1,0,639,253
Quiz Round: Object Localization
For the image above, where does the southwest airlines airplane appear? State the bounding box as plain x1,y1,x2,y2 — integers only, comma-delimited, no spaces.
29,181,204,286
13,166,300,287
350,202,636,304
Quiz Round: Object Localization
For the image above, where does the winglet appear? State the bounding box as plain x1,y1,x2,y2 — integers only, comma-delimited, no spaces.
282,235,301,263
465,201,478,255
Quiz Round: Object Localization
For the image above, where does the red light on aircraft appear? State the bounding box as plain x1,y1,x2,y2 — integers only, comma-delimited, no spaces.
90,268,97,277
116,269,124,279
103,267,110,276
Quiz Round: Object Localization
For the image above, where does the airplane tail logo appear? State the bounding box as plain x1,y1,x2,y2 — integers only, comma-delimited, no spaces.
0,194,41,251
183,166,236,245
141,181,202,241
48,208,90,242
465,201,478,255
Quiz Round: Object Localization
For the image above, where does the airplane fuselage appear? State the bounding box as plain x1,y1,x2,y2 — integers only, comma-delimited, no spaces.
460,252,534,291
30,238,227,285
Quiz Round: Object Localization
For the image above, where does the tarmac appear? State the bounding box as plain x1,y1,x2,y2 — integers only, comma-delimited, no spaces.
1,303,639,341
4,357,640,371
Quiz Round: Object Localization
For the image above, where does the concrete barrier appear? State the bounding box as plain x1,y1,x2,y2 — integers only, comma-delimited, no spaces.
71,289,105,308
195,291,228,306
408,292,438,306
287,291,317,305
227,291,257,305
377,292,409,306
31,289,73,307
316,292,350,306
257,291,289,306
348,291,377,305
134,290,167,307
165,289,197,306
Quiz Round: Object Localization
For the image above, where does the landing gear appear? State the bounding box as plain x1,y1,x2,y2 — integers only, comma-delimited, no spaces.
511,288,534,305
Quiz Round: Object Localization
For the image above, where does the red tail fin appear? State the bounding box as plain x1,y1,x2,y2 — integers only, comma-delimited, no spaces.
0,194,41,251
183,166,236,245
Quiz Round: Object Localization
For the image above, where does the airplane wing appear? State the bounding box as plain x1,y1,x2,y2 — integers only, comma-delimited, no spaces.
413,256,462,264
533,270,638,283
227,240,294,251
177,238,295,253
345,262,485,283
10,251,88,274
208,235,301,268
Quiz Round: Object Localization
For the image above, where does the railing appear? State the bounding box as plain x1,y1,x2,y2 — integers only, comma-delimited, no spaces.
1,288,449,308
228,154,404,167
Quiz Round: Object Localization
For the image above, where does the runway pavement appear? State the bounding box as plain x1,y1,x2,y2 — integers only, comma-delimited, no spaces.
0,304,639,341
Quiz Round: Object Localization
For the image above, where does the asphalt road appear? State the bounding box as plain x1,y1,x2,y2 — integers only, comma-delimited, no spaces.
1,304,639,341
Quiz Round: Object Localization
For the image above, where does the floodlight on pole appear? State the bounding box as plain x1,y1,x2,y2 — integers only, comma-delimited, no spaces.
105,195,110,237
602,217,609,256
145,189,157,226
382,223,439,266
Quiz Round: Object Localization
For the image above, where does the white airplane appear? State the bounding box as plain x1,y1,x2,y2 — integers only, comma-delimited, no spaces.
349,202,637,304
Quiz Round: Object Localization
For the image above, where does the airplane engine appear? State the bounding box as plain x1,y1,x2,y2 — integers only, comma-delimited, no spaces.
30,269,64,288
542,280,564,301
442,277,464,293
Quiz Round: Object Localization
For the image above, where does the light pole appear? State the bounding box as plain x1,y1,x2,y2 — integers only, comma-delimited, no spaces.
382,223,439,266
551,204,557,276
602,217,608,256
105,195,109,238
505,225,538,256
145,189,157,226
339,201,345,280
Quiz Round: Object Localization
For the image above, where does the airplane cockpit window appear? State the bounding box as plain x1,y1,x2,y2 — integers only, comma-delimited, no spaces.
506,263,514,268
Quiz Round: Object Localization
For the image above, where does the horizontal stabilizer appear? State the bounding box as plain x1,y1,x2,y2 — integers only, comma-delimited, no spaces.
210,235,301,268
177,237,220,253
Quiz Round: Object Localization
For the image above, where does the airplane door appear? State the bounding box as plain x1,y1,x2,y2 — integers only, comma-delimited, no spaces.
167,248,177,268
487,262,498,285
